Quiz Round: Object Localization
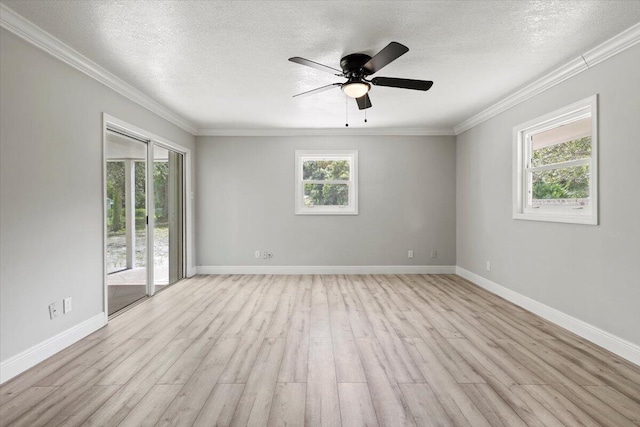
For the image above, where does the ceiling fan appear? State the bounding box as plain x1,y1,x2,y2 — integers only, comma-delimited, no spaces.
289,42,433,110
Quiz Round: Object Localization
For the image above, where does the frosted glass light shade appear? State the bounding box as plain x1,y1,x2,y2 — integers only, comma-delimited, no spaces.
342,82,370,98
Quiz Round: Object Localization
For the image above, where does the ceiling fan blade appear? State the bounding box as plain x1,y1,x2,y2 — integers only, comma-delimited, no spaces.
289,57,342,75
293,83,342,98
355,93,372,110
371,77,433,91
362,42,409,75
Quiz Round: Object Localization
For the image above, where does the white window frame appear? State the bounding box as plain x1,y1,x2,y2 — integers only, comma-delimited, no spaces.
513,95,598,225
295,150,358,215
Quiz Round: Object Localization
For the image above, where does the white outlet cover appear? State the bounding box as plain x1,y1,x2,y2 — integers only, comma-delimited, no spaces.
63,297,72,313
48,303,58,319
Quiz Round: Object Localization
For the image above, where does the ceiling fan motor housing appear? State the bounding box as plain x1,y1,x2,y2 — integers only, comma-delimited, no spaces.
340,53,372,77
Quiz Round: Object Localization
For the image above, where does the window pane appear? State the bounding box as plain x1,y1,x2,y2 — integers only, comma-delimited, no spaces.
304,183,349,206
531,165,590,207
105,161,147,273
531,116,591,167
135,161,147,269
303,160,350,180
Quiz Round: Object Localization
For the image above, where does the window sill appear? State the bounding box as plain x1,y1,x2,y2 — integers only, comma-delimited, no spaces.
513,212,597,225
295,209,358,216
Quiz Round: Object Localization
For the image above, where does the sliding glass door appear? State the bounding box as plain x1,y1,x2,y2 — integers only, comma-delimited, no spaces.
105,130,148,315
105,124,187,315
153,146,185,291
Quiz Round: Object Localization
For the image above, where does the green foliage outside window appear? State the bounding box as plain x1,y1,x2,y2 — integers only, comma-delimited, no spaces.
303,160,349,206
154,162,169,225
106,160,169,233
531,137,590,200
304,184,348,206
106,162,125,232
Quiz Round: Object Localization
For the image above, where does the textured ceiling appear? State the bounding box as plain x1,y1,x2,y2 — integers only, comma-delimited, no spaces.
3,1,640,131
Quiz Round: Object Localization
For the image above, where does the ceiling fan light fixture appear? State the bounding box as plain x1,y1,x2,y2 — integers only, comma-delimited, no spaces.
342,81,370,98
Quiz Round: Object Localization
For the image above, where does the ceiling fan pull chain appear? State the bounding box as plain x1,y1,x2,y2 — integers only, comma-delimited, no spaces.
364,108,367,124
345,96,349,127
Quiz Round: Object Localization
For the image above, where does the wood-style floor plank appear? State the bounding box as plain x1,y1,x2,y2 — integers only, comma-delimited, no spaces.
520,384,600,426
543,337,640,402
400,382,452,427
583,385,640,423
8,338,146,427
192,383,244,427
341,276,375,338
267,383,306,427
156,337,240,427
230,337,286,427
460,383,527,427
310,276,332,338
403,310,485,384
402,338,490,427
0,386,58,426
0,339,99,406
1,274,638,427
157,310,238,385
327,277,366,384
305,337,341,427
337,383,379,427
118,384,183,427
84,338,193,426
356,338,416,427
48,384,120,426
277,310,310,383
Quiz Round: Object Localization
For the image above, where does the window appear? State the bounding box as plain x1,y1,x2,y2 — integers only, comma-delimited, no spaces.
295,150,358,215
513,95,598,224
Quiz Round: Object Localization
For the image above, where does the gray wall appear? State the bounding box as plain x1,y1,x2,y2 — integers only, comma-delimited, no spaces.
0,29,196,361
195,135,456,267
456,43,640,346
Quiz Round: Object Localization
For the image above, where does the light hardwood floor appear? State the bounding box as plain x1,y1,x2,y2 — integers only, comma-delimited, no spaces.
1,274,639,426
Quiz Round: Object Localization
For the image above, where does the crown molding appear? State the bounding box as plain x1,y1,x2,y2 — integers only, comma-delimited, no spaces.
582,22,640,68
196,127,456,137
0,4,198,135
454,22,640,135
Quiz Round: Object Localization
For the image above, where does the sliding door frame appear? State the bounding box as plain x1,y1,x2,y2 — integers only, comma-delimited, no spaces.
153,142,187,290
102,113,193,319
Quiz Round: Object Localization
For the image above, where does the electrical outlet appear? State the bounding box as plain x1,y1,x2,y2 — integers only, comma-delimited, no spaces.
262,251,268,259
63,297,72,314
255,250,261,259
486,261,491,271
431,250,438,259
408,250,414,259
48,303,58,319
267,252,273,259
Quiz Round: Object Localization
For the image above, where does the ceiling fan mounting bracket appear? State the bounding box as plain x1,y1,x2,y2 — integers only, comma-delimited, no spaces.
340,53,372,76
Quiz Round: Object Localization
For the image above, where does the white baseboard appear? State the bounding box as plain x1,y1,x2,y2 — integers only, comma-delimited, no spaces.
455,267,640,366
0,312,107,384
186,265,197,278
196,265,456,275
